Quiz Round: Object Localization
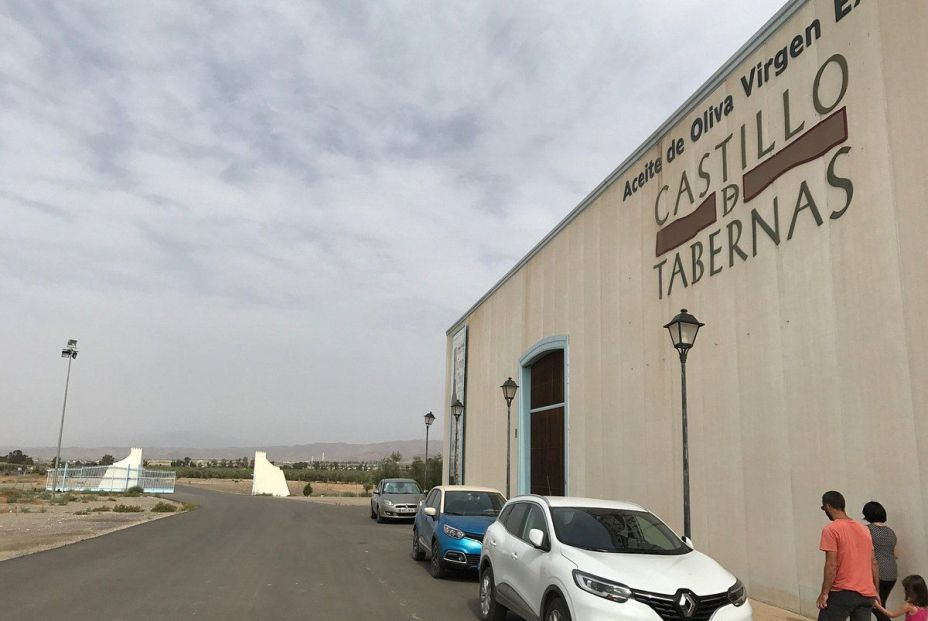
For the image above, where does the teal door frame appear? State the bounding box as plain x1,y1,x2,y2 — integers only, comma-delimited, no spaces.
517,335,569,496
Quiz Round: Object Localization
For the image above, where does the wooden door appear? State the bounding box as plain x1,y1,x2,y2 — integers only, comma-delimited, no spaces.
530,350,565,496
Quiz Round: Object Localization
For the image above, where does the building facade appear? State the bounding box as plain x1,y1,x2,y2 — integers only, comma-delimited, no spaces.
443,0,928,615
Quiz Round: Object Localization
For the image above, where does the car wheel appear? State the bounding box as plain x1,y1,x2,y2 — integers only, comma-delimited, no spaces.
429,539,446,579
370,503,376,519
544,596,571,621
479,566,508,621
411,529,425,561
376,506,385,523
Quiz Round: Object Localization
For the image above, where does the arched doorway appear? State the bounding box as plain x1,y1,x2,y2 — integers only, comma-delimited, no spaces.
529,349,565,496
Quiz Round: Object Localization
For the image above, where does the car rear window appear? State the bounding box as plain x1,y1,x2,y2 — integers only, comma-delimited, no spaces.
550,507,689,555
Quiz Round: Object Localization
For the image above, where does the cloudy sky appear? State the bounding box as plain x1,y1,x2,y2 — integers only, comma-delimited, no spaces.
1,0,786,449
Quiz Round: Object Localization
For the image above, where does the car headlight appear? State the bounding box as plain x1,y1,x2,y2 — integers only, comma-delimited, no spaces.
728,579,747,607
572,570,631,603
383,499,394,506
443,525,465,539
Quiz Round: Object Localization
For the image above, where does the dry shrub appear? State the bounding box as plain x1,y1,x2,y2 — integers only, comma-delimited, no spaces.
112,504,143,513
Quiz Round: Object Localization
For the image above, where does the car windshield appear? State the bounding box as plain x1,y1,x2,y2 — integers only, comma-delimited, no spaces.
383,481,421,494
550,507,689,555
443,491,505,516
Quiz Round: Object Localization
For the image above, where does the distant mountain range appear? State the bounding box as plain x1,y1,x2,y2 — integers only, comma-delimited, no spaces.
2,440,440,463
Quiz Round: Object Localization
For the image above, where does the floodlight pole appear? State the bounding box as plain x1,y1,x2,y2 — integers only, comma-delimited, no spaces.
52,340,78,498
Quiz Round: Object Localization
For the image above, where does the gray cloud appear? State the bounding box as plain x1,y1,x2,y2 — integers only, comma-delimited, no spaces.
0,0,785,449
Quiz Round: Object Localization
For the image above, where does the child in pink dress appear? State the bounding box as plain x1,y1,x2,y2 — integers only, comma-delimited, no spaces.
875,575,928,621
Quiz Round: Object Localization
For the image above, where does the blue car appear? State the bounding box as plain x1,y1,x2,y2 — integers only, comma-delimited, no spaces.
412,485,506,578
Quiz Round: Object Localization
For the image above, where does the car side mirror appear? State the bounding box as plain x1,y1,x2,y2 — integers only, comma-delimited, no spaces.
424,507,437,517
682,536,694,549
528,528,547,550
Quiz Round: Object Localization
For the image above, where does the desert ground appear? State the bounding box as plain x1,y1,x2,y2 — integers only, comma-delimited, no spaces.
0,473,187,562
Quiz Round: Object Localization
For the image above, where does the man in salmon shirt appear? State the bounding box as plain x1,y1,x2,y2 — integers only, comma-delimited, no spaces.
817,490,881,621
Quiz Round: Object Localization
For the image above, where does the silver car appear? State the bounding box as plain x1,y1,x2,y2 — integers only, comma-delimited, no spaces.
370,478,422,522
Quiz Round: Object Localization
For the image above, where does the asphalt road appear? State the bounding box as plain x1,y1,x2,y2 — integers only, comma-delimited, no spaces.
0,485,492,621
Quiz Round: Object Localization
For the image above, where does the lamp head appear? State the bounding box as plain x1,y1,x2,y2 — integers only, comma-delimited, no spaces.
61,339,79,359
424,411,436,427
664,309,704,353
500,377,519,405
450,399,464,420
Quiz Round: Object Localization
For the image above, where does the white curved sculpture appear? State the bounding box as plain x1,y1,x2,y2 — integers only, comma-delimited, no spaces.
102,447,143,489
251,451,290,497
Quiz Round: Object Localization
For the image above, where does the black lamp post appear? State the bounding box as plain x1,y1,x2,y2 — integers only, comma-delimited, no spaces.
664,309,704,540
500,377,519,498
52,339,79,498
450,399,464,484
423,411,435,489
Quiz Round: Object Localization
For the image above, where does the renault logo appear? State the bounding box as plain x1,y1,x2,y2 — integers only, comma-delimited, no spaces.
675,590,698,618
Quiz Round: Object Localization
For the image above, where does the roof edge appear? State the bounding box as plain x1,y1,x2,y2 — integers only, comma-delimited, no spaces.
447,0,810,336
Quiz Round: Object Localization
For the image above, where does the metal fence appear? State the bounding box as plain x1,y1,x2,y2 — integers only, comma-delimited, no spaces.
45,465,176,493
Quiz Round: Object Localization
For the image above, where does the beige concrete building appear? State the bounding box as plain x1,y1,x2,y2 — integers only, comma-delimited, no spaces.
443,0,928,616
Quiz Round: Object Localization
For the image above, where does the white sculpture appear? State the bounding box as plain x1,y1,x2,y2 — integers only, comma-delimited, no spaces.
251,451,290,497
102,447,143,490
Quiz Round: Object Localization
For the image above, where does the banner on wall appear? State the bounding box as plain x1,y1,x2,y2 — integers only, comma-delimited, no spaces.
450,325,467,484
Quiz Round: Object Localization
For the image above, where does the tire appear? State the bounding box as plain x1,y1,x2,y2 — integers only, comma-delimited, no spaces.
370,503,376,519
411,529,425,561
544,596,571,621
376,507,385,523
429,539,446,579
479,566,508,621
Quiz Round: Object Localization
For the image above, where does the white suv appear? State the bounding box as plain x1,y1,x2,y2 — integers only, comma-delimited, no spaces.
478,496,752,621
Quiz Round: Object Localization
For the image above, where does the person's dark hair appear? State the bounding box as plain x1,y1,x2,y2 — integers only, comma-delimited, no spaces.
822,491,846,511
902,575,928,607
862,501,887,523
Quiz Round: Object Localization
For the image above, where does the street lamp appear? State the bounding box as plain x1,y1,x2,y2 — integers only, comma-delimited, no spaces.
450,399,464,484
52,339,79,498
664,309,704,540
423,411,436,489
500,377,519,498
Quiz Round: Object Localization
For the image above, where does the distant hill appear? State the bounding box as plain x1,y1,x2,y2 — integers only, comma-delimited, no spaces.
2,440,439,463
